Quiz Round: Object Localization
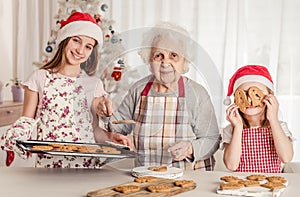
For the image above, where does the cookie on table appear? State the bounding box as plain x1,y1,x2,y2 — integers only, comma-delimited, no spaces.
238,180,260,187
261,182,286,190
148,165,168,172
114,185,140,194
246,174,267,181
134,176,159,183
174,180,196,188
220,182,245,190
220,176,241,183
148,184,172,193
266,176,287,183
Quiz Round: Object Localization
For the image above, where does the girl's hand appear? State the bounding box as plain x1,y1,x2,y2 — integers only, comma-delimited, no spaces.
226,104,243,128
263,94,279,122
109,132,135,151
93,96,113,117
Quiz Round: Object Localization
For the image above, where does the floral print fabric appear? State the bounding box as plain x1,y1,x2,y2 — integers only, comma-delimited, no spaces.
35,71,101,168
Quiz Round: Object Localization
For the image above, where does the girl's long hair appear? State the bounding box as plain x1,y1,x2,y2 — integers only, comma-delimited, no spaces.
80,45,99,76
40,37,99,76
40,38,70,72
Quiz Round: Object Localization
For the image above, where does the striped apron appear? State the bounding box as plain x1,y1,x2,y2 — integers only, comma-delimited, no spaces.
133,76,211,170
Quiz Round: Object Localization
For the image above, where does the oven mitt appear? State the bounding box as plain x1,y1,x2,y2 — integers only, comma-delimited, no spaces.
0,116,35,159
167,140,193,161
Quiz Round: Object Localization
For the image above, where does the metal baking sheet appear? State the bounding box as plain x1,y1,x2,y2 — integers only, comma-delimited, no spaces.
16,140,136,159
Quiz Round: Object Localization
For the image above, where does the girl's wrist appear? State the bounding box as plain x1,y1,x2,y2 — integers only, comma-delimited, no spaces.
233,122,243,129
269,118,279,124
269,118,280,127
233,124,243,131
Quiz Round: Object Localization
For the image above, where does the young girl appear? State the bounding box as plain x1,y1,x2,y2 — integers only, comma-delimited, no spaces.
0,12,130,168
222,65,293,173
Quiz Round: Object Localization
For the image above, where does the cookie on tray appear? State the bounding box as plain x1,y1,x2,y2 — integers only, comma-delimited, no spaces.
52,144,79,152
148,165,168,172
238,180,260,187
100,146,121,154
261,182,286,190
49,143,64,148
32,145,54,151
134,176,159,183
246,174,267,181
76,146,88,153
266,176,287,183
220,182,245,190
220,176,241,183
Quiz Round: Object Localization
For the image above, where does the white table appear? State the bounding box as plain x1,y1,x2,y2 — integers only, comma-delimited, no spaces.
0,161,299,197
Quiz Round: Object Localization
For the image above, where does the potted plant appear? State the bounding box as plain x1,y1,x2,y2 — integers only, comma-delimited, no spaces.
5,78,24,102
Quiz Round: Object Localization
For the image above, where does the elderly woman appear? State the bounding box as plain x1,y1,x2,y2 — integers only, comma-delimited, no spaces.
107,22,220,170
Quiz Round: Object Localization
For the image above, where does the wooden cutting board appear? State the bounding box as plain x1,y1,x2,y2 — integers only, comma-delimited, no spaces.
87,178,196,197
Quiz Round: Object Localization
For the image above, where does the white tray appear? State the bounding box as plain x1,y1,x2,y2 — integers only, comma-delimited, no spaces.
216,176,287,197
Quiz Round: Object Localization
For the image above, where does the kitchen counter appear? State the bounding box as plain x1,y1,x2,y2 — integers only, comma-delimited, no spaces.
0,159,299,197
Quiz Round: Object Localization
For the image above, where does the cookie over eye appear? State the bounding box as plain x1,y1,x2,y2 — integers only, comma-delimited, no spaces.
234,89,250,113
248,86,265,108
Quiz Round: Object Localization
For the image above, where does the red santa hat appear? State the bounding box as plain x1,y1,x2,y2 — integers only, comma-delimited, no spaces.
223,65,274,105
56,12,103,48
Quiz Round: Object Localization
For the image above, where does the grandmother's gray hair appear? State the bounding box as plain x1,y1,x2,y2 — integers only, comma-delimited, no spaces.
138,21,194,64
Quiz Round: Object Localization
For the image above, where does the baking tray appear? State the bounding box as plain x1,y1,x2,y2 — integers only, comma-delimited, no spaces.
16,140,137,159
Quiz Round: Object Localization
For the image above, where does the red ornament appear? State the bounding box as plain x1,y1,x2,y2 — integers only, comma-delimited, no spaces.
94,14,102,25
111,67,122,81
105,34,110,41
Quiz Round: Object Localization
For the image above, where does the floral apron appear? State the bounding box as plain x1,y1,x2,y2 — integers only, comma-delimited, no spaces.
35,71,101,168
133,77,208,170
236,127,281,173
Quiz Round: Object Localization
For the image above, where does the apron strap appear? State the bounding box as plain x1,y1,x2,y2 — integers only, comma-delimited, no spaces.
141,79,153,96
141,76,185,97
178,77,185,97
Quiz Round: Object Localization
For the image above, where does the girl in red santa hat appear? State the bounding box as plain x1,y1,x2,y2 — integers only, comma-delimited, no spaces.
0,12,131,168
222,65,293,173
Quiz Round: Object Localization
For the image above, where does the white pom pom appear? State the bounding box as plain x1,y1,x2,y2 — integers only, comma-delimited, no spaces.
223,96,231,106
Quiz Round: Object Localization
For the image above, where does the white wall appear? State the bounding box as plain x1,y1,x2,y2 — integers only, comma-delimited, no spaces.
0,0,13,101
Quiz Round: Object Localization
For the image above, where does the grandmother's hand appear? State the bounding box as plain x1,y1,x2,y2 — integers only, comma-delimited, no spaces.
93,96,113,117
167,141,193,161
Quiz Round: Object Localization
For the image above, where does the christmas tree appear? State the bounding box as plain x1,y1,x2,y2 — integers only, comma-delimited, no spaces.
34,0,140,107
